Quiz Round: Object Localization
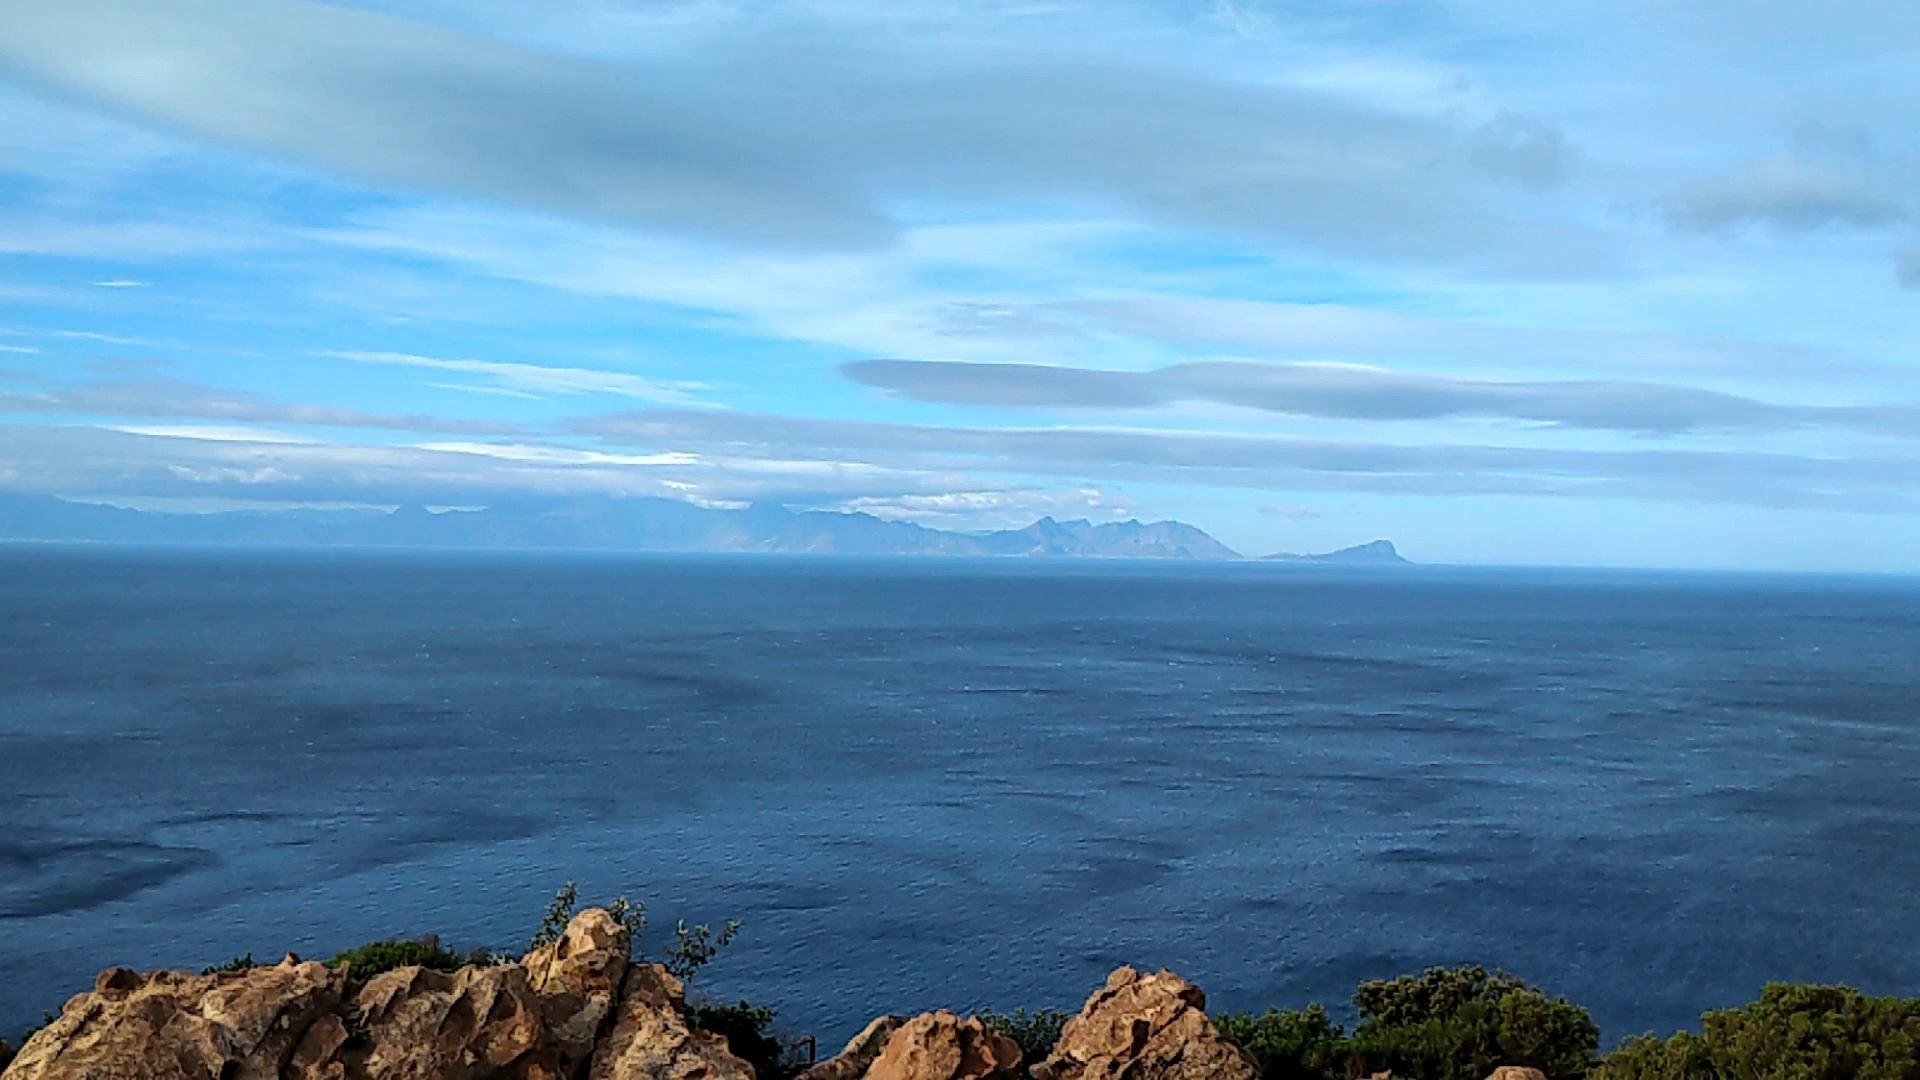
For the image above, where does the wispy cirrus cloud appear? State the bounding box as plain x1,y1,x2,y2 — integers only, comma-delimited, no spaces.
0,376,527,435
107,423,321,444
325,350,710,405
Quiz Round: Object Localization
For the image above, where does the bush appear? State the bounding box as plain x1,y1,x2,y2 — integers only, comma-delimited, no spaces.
688,999,793,1078
1595,982,1920,1080
1216,1005,1347,1080
1344,965,1599,1080
980,1007,1073,1062
325,938,465,981
529,882,735,984
201,953,260,975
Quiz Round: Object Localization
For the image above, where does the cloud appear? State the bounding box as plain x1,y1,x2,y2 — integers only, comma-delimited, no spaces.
832,487,1133,531
0,0,888,251
93,280,149,289
842,358,1920,437
108,424,320,444
1669,154,1908,232
0,0,1608,274
325,350,709,404
45,330,164,348
6,402,1918,522
1030,298,1877,384
572,407,1920,513
0,376,528,435
1470,112,1573,189
0,422,1040,510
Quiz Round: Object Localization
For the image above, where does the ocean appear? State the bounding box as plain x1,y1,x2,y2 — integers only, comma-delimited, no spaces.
2,546,1917,1046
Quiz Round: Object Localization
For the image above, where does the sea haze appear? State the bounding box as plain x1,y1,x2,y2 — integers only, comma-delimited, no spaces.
2,547,1917,1045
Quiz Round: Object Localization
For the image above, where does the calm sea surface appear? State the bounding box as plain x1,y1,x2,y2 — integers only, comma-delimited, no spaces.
3,547,1918,1045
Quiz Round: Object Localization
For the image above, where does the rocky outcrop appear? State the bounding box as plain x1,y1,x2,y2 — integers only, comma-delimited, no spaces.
798,1015,905,1080
522,909,632,1064
0,1039,14,1075
588,964,753,1080
1487,1069,1548,1080
4,909,694,1080
5,957,347,1080
1031,966,1258,1080
864,1011,1021,1080
335,962,567,1079
7,929,1271,1080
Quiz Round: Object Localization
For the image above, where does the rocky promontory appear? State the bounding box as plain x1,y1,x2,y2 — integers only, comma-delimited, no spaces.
0,908,1550,1080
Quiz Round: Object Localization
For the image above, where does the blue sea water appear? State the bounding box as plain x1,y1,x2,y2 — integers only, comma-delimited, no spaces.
2,546,1918,1046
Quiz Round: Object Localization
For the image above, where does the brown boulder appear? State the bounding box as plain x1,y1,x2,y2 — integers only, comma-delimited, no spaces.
341,962,563,1079
1487,1070,1549,1080
522,907,633,1062
798,1015,906,1080
299,906,632,1080
5,957,346,1080
9,908,642,1080
1031,966,1258,1080
588,963,755,1080
865,1011,1022,1080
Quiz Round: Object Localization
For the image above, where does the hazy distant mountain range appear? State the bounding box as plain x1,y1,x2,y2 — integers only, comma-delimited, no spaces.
0,492,1409,563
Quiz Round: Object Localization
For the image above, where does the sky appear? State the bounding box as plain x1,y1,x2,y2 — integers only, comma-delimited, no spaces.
1,0,1917,570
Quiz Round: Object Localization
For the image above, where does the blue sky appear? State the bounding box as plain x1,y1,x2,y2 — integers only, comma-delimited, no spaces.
1,0,1918,569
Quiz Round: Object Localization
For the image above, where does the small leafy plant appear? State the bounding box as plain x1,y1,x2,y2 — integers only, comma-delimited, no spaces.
325,938,465,980
979,1007,1073,1062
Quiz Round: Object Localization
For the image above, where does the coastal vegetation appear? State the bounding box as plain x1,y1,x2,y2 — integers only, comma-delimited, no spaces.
8,888,1919,1080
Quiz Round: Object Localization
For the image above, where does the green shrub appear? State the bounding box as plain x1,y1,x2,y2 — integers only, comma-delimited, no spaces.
1216,1004,1347,1080
201,953,260,975
529,882,649,953
325,938,465,981
1595,983,1920,1080
1344,965,1598,1080
980,1007,1073,1062
687,999,792,1078
528,882,733,983
663,918,742,983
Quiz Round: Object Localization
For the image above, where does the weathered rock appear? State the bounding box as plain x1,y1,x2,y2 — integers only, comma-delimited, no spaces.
5,957,346,1080
1031,966,1258,1080
302,906,631,1080
522,908,632,1063
864,1011,1021,1080
0,1037,15,1074
798,1015,906,1080
344,962,563,1079
588,963,755,1080
8,908,643,1080
1487,1069,1548,1080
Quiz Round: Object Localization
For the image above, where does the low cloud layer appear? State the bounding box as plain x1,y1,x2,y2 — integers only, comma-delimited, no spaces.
842,358,1920,436
574,408,1920,514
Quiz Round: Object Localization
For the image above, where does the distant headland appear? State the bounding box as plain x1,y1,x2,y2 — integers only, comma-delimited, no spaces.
0,492,1407,563
1260,539,1410,565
